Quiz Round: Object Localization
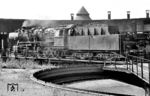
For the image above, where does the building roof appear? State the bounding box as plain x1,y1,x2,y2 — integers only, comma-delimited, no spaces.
77,6,89,15
21,18,148,28
75,6,92,20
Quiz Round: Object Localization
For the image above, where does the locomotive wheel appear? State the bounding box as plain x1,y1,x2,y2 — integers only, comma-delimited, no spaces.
53,50,58,58
60,51,66,58
45,49,54,58
72,52,93,60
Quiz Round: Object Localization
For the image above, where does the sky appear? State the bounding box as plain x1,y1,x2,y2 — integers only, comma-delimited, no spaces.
0,0,150,20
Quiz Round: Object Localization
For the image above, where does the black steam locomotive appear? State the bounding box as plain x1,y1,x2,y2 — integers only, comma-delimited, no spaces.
8,23,150,60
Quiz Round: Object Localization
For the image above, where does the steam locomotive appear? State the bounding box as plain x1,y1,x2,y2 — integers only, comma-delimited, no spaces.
8,23,149,60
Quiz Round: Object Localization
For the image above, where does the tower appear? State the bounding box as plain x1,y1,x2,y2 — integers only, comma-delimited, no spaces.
75,6,92,20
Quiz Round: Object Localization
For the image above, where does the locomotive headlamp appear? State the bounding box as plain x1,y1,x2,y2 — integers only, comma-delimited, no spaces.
3,32,7,34
0,32,7,35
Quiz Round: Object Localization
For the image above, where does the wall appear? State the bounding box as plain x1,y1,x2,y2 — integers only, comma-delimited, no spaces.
22,18,149,33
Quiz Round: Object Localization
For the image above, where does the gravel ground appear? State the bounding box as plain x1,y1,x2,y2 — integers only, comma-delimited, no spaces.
0,63,146,96
66,79,145,96
0,69,55,96
0,68,108,96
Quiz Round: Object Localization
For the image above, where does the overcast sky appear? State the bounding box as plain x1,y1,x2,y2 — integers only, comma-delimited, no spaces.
0,0,150,20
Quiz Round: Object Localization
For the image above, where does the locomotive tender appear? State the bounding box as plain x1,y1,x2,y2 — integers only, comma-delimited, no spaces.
53,26,119,60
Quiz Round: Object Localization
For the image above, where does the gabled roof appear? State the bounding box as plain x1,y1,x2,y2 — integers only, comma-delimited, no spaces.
77,6,89,15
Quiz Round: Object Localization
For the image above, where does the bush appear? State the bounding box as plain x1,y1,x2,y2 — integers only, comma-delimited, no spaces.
0,58,56,69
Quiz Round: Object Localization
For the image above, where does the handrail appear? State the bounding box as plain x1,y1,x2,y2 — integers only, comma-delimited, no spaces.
127,54,150,62
118,54,150,84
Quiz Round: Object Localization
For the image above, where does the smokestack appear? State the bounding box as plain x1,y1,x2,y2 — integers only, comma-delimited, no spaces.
146,10,149,18
108,11,111,20
127,11,130,19
71,13,74,20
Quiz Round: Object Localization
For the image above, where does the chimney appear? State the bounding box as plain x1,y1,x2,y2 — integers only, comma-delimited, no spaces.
146,10,149,18
127,11,130,19
71,13,74,20
108,11,111,20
